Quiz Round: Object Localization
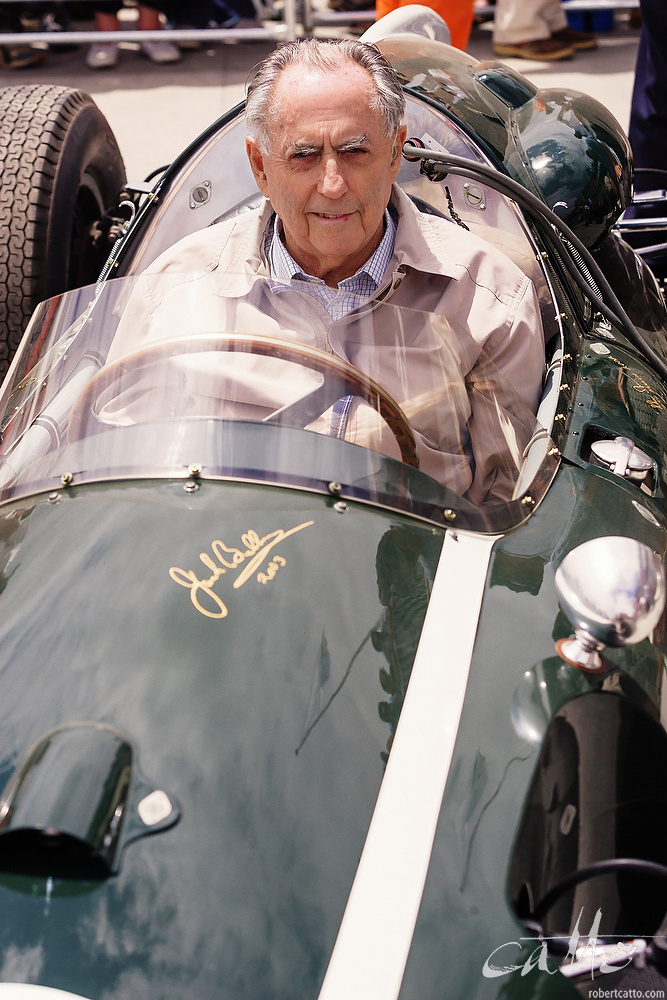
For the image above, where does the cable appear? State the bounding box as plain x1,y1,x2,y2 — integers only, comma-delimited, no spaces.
401,144,667,384
532,857,667,922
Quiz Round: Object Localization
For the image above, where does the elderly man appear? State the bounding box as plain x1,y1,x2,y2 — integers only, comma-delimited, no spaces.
112,37,544,504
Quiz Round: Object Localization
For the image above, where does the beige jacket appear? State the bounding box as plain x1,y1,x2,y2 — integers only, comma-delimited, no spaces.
111,186,545,503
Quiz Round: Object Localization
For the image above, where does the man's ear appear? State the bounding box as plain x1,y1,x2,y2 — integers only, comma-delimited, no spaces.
392,125,408,166
246,137,270,197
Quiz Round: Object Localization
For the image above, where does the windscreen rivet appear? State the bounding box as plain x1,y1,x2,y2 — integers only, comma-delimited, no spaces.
443,508,457,522
60,473,73,486
463,183,486,210
187,463,203,478
334,501,348,513
521,495,535,507
184,480,199,493
328,481,343,495
189,181,211,210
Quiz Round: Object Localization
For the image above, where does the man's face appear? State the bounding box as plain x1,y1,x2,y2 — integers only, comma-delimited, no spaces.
246,60,407,286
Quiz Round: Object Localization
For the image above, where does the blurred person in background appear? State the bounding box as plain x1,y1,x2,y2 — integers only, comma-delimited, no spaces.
629,0,667,191
492,0,596,61
0,3,44,68
168,0,257,36
87,2,180,68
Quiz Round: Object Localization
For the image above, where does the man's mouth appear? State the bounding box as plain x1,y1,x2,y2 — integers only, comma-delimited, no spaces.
313,211,352,219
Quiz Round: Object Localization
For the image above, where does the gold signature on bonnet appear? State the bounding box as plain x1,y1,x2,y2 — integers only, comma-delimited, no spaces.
609,354,665,411
169,521,315,619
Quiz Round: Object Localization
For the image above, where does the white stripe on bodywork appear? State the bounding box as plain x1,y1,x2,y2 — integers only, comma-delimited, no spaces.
0,988,92,999
318,528,500,1000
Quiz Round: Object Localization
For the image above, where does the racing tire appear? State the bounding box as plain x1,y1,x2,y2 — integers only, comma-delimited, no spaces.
0,85,126,381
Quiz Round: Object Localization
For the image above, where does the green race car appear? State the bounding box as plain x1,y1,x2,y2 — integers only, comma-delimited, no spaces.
0,9,666,1000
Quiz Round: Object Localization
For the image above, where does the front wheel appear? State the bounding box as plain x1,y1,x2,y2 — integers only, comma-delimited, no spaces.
0,85,126,381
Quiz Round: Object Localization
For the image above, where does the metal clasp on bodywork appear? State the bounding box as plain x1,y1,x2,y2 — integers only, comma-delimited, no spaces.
590,435,654,483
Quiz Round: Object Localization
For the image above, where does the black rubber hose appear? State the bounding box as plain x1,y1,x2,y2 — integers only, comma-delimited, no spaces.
401,145,667,385
532,857,667,922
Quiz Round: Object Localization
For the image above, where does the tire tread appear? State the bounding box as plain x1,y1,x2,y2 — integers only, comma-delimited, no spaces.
0,85,125,380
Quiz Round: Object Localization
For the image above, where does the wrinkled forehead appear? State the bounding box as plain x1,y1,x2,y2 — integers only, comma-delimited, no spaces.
267,62,386,148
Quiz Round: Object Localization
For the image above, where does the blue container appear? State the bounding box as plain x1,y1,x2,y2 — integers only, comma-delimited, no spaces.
567,9,615,31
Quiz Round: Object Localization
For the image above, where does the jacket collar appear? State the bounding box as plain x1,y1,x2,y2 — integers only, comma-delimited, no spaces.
212,183,461,297
389,185,462,280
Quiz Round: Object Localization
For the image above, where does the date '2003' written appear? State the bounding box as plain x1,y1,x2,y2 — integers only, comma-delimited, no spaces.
169,521,315,619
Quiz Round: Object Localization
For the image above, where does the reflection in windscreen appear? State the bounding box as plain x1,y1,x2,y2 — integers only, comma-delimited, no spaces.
0,274,544,517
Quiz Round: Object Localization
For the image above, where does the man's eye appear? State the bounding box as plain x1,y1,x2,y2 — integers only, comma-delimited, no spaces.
291,150,316,160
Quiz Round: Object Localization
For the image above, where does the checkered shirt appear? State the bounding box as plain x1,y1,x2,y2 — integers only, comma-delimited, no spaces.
266,209,396,321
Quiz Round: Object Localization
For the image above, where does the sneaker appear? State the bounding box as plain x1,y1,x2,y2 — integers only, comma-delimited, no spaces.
140,38,182,63
86,41,119,68
0,44,44,69
493,37,575,60
551,26,598,50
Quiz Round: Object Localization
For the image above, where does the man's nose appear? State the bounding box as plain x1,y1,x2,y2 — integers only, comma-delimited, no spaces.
319,156,348,197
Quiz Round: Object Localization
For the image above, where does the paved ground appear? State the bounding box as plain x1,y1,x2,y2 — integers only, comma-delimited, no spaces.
0,12,641,183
